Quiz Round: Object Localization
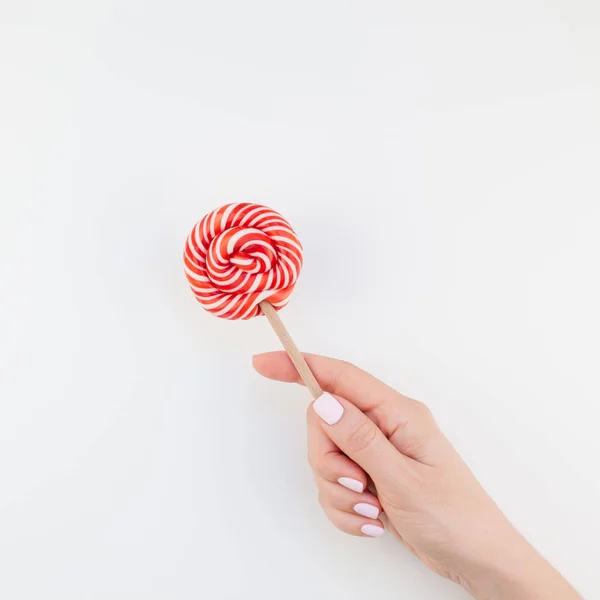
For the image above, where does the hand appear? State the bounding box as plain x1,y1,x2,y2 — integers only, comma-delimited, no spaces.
253,352,581,600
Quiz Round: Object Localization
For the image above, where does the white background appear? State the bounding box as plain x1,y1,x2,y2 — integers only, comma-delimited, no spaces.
1,1,599,598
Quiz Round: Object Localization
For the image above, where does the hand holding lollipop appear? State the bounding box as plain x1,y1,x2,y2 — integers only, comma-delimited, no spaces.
183,202,322,398
183,203,583,599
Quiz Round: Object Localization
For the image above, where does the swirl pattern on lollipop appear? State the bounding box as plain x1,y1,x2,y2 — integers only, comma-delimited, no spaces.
184,203,303,320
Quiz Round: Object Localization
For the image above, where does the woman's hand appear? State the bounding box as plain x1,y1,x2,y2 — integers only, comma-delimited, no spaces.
253,352,580,600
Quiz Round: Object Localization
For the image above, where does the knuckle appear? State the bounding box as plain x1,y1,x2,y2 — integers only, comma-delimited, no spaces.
325,359,354,394
322,507,344,531
307,450,314,470
319,486,332,516
317,488,327,509
327,366,345,394
346,421,378,455
333,522,349,535
311,454,326,476
413,400,434,421
312,470,322,489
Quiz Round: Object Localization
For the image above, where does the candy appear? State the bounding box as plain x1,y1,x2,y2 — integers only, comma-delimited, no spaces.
183,203,303,320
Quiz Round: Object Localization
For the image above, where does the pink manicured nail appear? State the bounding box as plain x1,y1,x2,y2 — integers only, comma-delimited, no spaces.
312,392,344,425
361,524,384,537
354,503,380,519
338,477,364,493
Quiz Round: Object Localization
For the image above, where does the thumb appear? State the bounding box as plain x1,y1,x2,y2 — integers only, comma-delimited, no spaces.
312,392,406,485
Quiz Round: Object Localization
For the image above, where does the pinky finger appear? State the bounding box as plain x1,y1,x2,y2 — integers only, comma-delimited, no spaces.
323,506,385,538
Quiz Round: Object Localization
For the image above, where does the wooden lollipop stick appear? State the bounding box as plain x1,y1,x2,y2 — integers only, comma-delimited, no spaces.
259,301,323,400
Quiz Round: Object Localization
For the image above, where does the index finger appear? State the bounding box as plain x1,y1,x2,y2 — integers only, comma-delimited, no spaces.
253,351,409,414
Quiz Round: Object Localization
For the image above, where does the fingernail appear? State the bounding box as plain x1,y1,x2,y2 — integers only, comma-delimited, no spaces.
354,503,380,519
337,477,364,493
361,524,385,537
312,393,344,425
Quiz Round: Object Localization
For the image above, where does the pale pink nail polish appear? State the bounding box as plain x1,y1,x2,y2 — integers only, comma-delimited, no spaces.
354,503,380,519
312,392,344,425
361,524,384,537
337,477,364,493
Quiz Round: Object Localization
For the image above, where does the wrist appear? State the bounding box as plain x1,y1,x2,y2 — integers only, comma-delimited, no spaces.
460,528,580,600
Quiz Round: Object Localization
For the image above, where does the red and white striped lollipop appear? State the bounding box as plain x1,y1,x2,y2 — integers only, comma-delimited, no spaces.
184,203,322,398
184,203,303,320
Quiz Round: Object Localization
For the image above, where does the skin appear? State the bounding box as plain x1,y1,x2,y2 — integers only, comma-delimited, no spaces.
253,352,581,600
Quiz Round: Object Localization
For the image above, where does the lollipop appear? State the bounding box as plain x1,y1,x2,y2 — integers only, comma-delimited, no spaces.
184,202,322,398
